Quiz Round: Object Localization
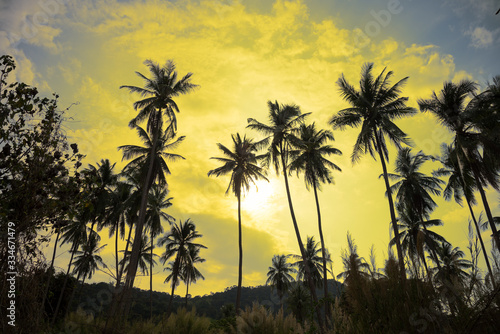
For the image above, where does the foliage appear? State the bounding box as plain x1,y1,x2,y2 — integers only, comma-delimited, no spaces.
0,54,83,264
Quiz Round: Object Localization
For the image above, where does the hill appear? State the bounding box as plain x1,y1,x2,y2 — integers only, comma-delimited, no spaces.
73,280,343,319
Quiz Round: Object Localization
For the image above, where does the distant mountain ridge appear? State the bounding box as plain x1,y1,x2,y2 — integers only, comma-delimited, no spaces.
74,279,343,319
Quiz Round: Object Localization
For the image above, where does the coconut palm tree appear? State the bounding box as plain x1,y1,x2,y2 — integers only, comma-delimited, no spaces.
291,236,328,290
121,235,157,277
418,80,500,252
388,147,445,272
287,284,311,323
430,242,472,314
145,184,174,318
390,204,447,280
208,133,268,313
288,122,341,316
329,63,416,280
101,181,134,286
119,60,196,314
181,244,205,307
158,219,206,315
337,232,370,285
247,101,325,329
433,143,497,286
66,233,106,317
266,254,297,309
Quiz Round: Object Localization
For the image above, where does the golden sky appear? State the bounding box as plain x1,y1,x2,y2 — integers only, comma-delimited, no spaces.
1,0,499,297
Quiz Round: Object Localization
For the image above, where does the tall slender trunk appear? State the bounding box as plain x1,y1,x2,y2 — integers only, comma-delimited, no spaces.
41,228,61,318
106,218,133,332
118,124,159,320
462,147,500,253
236,192,243,313
167,253,181,315
115,220,120,286
185,280,190,307
473,170,500,253
51,243,77,325
374,130,406,282
280,146,324,332
150,231,153,319
467,200,496,287
312,178,329,325
117,219,134,288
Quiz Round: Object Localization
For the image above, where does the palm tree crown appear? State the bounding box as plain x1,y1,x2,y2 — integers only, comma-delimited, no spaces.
208,133,268,197
120,59,198,133
266,254,297,304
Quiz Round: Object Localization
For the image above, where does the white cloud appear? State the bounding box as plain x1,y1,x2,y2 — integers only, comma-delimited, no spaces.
467,26,495,49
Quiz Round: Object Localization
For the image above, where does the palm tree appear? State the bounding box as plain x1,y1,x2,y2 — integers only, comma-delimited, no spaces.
337,232,370,285
390,204,447,280
158,219,206,314
101,181,133,286
418,80,500,252
388,147,445,272
266,254,297,309
72,234,107,290
121,235,157,277
430,242,472,314
291,236,328,290
287,284,311,323
181,244,205,307
145,184,174,318
433,143,496,286
119,60,196,314
288,122,341,316
247,101,325,329
208,133,268,313
51,214,88,324
65,233,106,317
329,63,416,280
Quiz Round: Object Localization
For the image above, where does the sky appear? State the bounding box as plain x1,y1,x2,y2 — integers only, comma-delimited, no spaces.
1,0,499,299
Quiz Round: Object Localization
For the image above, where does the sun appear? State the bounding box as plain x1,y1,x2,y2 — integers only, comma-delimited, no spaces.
241,179,277,215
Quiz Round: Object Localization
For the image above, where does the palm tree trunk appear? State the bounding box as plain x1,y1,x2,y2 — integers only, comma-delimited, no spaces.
236,192,243,314
41,228,61,318
467,200,496,287
312,178,329,325
115,221,119,286
167,253,181,315
65,272,84,318
150,231,153,319
374,130,406,282
280,147,324,332
473,170,500,253
119,125,159,319
117,218,134,288
185,281,190,307
51,243,77,325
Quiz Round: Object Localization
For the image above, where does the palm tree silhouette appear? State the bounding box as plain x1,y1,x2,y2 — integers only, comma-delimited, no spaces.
181,244,205,307
388,147,444,274
337,232,370,285
266,254,297,309
158,219,206,315
292,236,328,290
121,235,157,277
145,184,174,318
330,63,415,280
430,242,472,314
288,122,341,317
208,133,268,313
119,60,196,311
418,80,500,252
390,204,447,279
247,101,325,329
433,143,496,286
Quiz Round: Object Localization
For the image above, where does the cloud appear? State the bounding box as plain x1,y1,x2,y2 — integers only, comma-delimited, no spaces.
467,26,496,49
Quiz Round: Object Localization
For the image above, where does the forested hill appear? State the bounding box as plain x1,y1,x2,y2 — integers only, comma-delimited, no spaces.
74,280,343,320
